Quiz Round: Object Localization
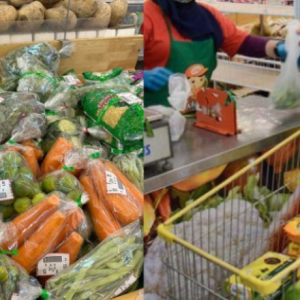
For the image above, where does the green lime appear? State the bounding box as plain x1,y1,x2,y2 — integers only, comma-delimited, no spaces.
67,190,81,202
18,167,33,179
32,193,46,206
2,166,18,179
3,152,22,166
59,174,77,193
13,177,32,197
0,266,8,282
0,205,15,220
13,197,31,214
42,176,59,193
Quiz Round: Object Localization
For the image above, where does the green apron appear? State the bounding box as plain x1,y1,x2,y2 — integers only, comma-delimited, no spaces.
145,13,217,108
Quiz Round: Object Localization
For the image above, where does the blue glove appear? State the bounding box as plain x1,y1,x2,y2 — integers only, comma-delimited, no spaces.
275,41,300,67
144,67,173,92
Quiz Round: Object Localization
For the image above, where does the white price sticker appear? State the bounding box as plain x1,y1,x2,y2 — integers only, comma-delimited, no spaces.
113,273,137,297
0,180,14,202
11,294,21,300
118,93,142,105
106,171,127,195
37,253,70,276
0,97,5,104
63,75,77,86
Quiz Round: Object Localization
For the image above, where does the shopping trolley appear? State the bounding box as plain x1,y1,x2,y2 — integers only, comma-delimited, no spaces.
158,129,300,300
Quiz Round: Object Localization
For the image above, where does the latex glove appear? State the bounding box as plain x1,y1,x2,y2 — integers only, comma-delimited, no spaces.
144,68,173,92
276,40,300,67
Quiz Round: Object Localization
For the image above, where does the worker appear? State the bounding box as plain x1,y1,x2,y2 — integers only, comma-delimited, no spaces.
143,0,291,108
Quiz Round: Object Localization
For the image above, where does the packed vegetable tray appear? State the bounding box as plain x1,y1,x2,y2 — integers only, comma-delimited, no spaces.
0,40,144,300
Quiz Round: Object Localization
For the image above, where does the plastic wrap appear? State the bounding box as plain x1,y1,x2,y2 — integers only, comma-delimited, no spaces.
0,254,41,300
79,155,143,242
39,170,89,203
61,70,84,89
46,221,143,300
0,91,45,144
0,192,89,274
270,20,300,109
0,150,41,222
112,151,143,192
82,89,143,150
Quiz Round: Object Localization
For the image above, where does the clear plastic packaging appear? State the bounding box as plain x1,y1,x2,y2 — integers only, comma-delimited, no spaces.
0,254,41,300
270,20,300,109
0,192,89,274
0,91,45,144
46,220,143,300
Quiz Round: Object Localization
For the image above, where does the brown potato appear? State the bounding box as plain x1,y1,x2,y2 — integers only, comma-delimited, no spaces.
16,1,45,32
82,0,111,29
0,4,17,32
63,0,97,18
38,0,60,8
8,0,32,8
52,1,64,8
109,0,127,27
45,7,77,30
0,1,8,5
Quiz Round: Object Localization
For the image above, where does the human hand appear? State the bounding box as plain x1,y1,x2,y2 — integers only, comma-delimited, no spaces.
144,67,173,92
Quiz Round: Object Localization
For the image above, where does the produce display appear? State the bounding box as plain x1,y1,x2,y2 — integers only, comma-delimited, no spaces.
0,41,144,300
0,0,129,33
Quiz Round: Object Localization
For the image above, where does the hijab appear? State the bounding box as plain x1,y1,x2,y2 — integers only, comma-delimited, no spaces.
152,0,223,48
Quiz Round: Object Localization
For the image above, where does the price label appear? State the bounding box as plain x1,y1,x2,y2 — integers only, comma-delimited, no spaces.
11,294,21,300
0,180,14,202
113,273,137,297
37,253,70,276
106,171,127,195
118,93,142,105
63,75,82,87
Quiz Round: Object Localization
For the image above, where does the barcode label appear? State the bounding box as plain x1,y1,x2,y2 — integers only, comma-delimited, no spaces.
106,171,127,196
63,75,82,87
37,253,70,276
118,92,142,105
11,294,21,300
113,273,137,297
0,180,14,202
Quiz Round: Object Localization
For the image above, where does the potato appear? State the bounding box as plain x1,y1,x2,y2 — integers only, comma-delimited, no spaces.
45,7,77,30
38,0,60,8
9,0,32,8
0,1,8,5
109,0,127,27
0,4,17,32
82,0,111,29
52,1,64,8
64,0,97,18
16,1,45,32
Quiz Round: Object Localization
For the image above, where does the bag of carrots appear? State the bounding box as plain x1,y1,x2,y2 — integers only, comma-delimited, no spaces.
79,153,143,242
0,150,42,222
0,192,90,277
45,220,143,300
0,254,42,300
38,169,89,203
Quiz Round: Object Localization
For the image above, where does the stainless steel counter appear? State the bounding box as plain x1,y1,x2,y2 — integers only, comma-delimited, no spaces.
144,95,300,194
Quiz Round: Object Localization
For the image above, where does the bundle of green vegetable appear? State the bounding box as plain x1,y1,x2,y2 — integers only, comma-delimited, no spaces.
0,254,41,300
46,221,143,300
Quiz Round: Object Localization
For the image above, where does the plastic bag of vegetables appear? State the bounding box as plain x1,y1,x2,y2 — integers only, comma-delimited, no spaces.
0,150,42,222
0,91,45,144
79,154,143,241
0,192,90,274
0,254,42,300
112,150,143,191
39,169,89,203
270,20,300,109
46,220,143,300
61,70,84,89
82,88,143,150
0,43,60,91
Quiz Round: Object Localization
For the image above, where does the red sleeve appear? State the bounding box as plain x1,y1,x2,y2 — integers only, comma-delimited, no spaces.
201,3,249,57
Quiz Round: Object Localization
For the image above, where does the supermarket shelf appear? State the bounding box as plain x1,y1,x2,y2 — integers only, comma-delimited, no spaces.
212,59,280,92
144,95,300,194
201,1,295,16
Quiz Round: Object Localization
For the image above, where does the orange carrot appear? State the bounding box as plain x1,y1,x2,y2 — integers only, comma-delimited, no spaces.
41,137,73,175
80,176,121,241
21,140,44,161
90,160,141,225
52,208,85,249
1,194,60,251
105,161,144,209
55,232,83,264
13,211,66,273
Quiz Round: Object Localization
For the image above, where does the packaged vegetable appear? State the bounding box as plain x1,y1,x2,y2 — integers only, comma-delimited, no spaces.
111,150,143,191
82,88,143,150
0,91,46,144
39,169,89,203
46,220,143,300
270,20,300,109
0,150,42,221
0,192,89,274
0,254,42,300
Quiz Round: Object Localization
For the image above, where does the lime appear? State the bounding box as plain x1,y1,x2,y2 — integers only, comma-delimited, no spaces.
59,174,77,193
0,266,8,282
32,193,46,206
3,152,22,166
13,197,31,214
67,190,81,202
0,205,15,220
42,176,58,193
18,167,33,179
